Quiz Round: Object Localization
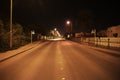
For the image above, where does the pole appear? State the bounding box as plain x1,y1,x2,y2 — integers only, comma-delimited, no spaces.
31,31,32,43
94,29,96,45
71,21,72,34
10,0,13,48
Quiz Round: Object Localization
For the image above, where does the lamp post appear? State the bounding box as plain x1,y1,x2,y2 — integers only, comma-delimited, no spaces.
31,30,35,43
10,0,13,48
66,20,72,33
66,20,73,38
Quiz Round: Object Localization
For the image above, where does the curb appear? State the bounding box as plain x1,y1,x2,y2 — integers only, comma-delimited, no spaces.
0,41,41,63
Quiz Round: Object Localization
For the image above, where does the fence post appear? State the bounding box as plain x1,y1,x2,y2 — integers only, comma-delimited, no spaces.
96,38,98,46
108,38,110,48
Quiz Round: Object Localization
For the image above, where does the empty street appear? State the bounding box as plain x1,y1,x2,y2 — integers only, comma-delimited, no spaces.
0,40,120,80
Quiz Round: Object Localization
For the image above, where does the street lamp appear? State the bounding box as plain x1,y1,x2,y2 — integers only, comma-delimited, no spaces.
10,0,13,48
31,30,35,43
66,21,70,25
54,28,57,31
66,20,72,33
66,20,73,38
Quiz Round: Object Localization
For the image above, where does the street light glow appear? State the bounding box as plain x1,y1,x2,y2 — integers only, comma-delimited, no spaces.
66,21,70,25
54,28,57,31
66,20,73,35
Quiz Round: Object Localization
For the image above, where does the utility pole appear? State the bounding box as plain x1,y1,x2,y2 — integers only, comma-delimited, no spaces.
10,0,13,48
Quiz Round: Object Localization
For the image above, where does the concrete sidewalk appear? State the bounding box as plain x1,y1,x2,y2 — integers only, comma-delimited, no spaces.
0,41,41,62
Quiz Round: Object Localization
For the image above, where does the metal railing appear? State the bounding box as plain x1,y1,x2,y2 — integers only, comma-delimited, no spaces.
71,37,120,48
88,37,120,48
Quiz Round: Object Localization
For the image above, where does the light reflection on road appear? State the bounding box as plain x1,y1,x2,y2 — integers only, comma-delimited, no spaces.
55,44,72,80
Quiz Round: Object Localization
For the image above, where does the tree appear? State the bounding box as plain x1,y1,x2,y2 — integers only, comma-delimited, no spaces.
0,19,28,51
75,10,95,32
12,23,27,47
0,19,4,36
0,19,10,51
97,30,107,37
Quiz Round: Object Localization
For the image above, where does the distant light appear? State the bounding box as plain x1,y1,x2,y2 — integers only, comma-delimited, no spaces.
54,28,57,31
56,31,61,37
67,34,70,38
66,21,70,25
31,30,35,34
47,37,65,41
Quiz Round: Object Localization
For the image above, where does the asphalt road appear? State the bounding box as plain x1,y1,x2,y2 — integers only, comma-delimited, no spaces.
0,40,120,80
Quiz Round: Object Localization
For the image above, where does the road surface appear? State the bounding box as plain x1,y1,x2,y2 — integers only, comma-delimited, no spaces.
0,40,120,80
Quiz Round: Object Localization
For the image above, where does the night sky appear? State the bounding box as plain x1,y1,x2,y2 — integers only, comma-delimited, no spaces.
0,0,120,33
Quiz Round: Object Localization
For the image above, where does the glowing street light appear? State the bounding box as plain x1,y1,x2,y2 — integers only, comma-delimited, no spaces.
66,20,73,38
66,21,70,25
66,20,72,33
54,28,57,31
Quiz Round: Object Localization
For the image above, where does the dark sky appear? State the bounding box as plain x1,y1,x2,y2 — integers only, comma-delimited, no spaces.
0,0,120,33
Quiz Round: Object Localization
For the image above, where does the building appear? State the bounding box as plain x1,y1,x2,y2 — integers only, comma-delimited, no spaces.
107,25,120,37
97,29,107,37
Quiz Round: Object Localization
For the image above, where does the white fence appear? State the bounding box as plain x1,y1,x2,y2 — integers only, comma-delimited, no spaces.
88,37,120,48
72,37,120,48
